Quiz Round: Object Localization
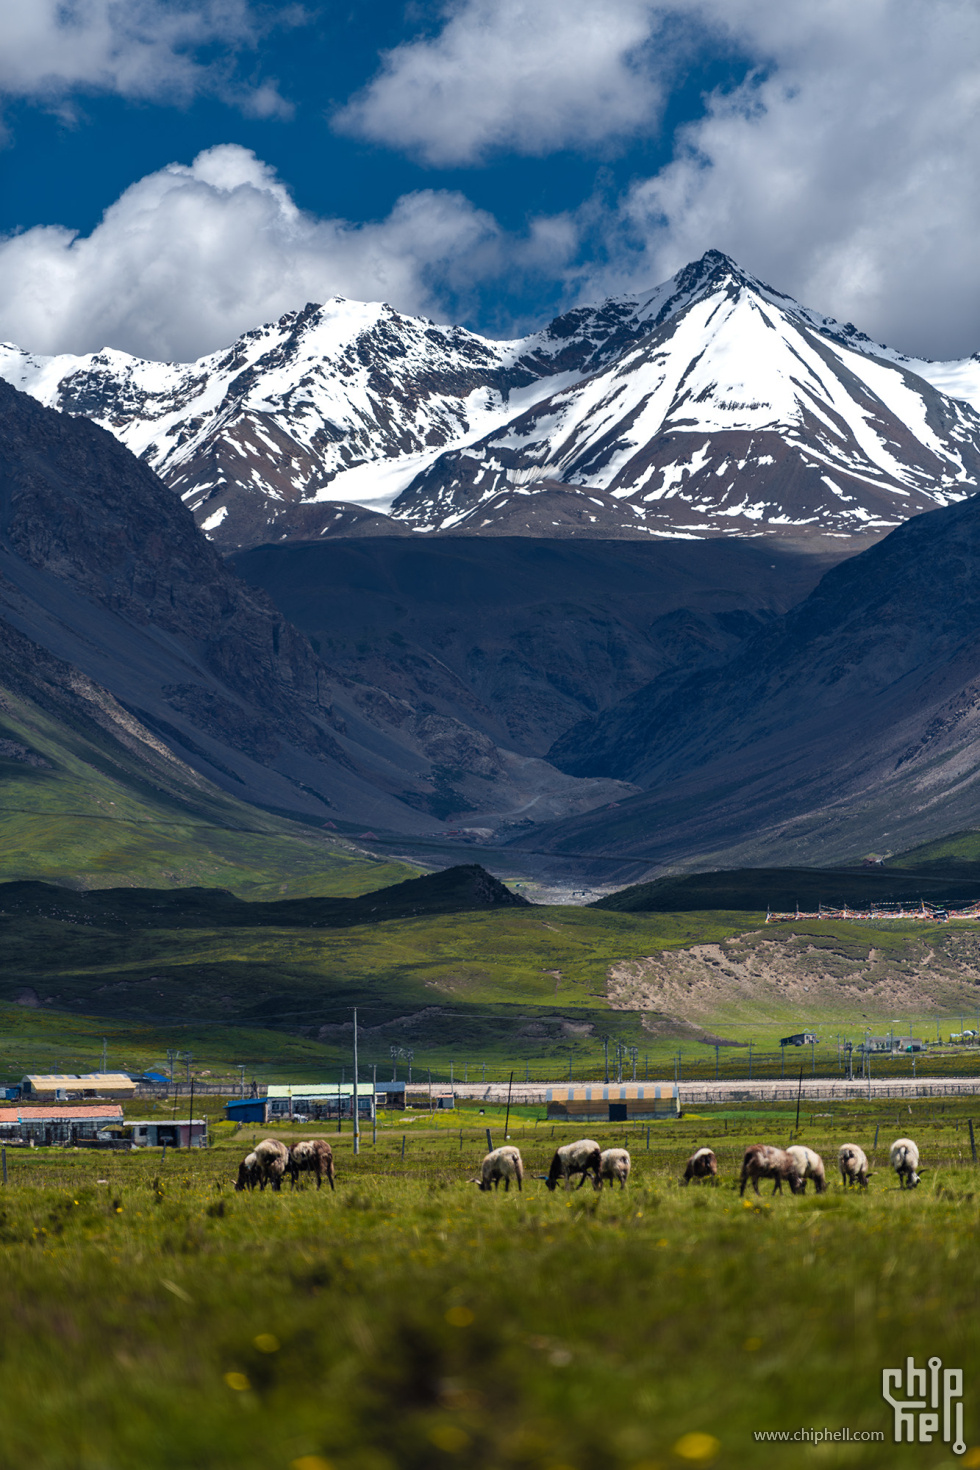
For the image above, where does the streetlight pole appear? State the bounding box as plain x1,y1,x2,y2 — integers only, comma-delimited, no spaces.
352,1008,360,1156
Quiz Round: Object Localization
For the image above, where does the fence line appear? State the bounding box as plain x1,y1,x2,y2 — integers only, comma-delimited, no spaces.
446,1076,980,1107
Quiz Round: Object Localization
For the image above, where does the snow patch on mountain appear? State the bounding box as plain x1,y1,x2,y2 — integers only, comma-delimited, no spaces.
0,249,978,548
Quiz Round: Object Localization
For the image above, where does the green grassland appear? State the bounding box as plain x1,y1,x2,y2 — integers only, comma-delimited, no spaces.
5,907,980,1087
2,1102,980,1469
0,907,759,1083
0,686,416,897
888,830,980,875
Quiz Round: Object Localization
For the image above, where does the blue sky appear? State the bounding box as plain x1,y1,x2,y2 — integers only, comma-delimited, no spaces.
0,1,977,362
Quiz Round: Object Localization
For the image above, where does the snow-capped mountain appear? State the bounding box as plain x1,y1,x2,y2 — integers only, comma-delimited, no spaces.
394,255,980,538
1,250,979,549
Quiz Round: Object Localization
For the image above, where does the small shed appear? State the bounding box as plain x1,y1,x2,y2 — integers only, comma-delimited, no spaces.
375,1081,407,1109
21,1073,138,1101
224,1098,269,1124
0,1104,124,1144
780,1033,818,1048
127,1119,207,1148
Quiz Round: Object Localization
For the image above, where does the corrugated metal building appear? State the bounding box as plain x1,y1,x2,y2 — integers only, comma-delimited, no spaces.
21,1073,138,1100
266,1083,377,1119
545,1083,680,1122
0,1104,124,1144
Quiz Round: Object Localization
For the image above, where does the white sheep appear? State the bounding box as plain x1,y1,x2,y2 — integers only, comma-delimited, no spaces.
599,1148,631,1189
471,1145,524,1192
542,1138,602,1191
837,1143,870,1189
253,1137,289,1191
289,1139,336,1191
890,1137,923,1189
787,1145,827,1194
739,1144,803,1196
682,1147,718,1185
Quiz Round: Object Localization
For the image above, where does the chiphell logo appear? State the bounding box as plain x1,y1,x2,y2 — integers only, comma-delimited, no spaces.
882,1357,965,1453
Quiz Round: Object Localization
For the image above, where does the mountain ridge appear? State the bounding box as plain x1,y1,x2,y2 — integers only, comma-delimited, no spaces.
2,250,978,551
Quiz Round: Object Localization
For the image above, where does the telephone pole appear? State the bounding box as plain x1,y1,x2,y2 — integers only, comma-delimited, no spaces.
352,1007,360,1156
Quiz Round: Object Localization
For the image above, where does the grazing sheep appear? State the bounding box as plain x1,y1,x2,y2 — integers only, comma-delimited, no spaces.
787,1145,827,1194
470,1145,524,1192
599,1148,631,1189
542,1138,602,1192
890,1137,923,1189
739,1144,804,1197
253,1137,289,1192
682,1147,718,1185
234,1151,261,1192
289,1139,336,1191
837,1143,870,1189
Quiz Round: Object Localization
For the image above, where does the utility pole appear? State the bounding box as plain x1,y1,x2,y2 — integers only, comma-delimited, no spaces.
372,1063,377,1147
352,1007,360,1156
102,1037,107,1074
237,1064,246,1098
391,1046,398,1082
602,1036,609,1084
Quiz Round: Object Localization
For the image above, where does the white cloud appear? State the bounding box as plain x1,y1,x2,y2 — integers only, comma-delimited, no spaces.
0,146,569,359
338,0,980,359
0,0,292,116
335,0,669,166
587,0,980,358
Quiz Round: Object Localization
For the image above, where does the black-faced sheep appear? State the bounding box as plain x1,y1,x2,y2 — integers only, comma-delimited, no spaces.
289,1139,336,1191
253,1137,289,1191
599,1148,631,1189
787,1144,827,1194
838,1143,870,1189
471,1145,524,1192
682,1147,718,1185
890,1137,923,1189
739,1144,804,1197
234,1151,261,1191
542,1138,602,1192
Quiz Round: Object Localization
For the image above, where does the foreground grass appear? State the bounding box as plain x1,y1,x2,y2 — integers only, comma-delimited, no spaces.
2,1107,979,1469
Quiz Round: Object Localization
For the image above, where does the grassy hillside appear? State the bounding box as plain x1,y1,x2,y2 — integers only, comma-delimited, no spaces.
593,864,980,913
0,685,416,898
5,895,980,1087
887,829,980,874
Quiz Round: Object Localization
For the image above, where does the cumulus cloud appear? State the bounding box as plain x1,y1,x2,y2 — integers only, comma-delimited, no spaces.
0,146,571,359
585,0,980,358
0,0,292,117
339,0,980,358
335,0,670,166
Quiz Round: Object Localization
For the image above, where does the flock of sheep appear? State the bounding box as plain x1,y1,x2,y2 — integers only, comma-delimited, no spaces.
232,1134,924,1196
735,1137,924,1195
235,1137,335,1191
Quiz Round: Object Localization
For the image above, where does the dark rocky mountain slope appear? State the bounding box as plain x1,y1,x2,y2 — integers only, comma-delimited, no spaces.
532,489,980,868
0,380,637,832
233,535,841,757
